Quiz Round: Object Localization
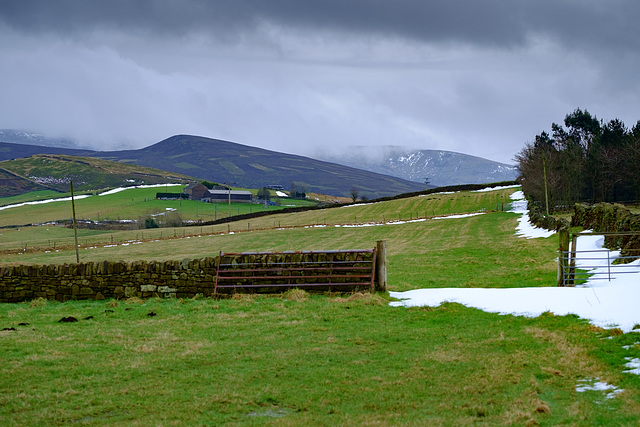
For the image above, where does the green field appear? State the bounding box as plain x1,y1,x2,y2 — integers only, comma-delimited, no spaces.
0,185,315,229
2,186,639,425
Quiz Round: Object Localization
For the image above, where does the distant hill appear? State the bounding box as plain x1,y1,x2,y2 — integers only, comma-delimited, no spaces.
93,135,425,198
0,130,515,197
0,154,192,193
0,141,93,160
315,146,519,187
0,129,83,149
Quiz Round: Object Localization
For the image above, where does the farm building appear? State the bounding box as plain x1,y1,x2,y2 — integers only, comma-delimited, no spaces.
184,183,209,200
205,189,253,203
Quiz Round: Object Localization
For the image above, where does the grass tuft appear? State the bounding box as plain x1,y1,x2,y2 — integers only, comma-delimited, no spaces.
331,292,387,306
281,288,309,301
28,297,47,308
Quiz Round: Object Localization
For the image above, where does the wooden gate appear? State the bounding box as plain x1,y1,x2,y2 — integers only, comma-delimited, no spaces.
214,249,377,293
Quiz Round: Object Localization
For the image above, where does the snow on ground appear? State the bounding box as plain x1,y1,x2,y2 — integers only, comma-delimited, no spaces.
340,202,378,208
98,183,183,196
0,194,93,211
0,183,184,211
432,213,485,220
510,190,555,239
390,188,640,334
275,191,288,197
472,184,521,192
575,379,624,399
624,358,640,375
331,213,485,228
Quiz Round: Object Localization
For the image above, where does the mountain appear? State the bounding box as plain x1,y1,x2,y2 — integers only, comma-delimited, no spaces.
0,135,425,198
0,129,82,149
315,146,519,187
0,141,93,160
0,131,516,198
94,135,425,198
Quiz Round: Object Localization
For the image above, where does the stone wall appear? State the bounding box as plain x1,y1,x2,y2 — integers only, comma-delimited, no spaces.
571,203,640,258
0,257,218,303
0,250,381,303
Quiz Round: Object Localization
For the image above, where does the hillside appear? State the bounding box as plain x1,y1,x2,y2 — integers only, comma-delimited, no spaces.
0,141,92,161
315,146,519,187
93,135,425,198
0,154,193,193
0,167,54,197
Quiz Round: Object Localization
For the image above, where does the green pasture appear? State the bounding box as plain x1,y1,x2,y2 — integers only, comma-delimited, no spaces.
3,187,555,291
2,185,640,424
0,190,64,207
0,186,315,228
1,293,639,425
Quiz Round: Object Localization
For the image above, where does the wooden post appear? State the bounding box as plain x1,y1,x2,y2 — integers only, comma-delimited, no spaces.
568,234,578,286
375,240,387,292
557,229,570,287
543,152,550,216
70,181,80,264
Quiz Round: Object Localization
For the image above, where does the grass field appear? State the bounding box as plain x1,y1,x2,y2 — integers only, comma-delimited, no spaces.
0,185,316,228
2,186,640,425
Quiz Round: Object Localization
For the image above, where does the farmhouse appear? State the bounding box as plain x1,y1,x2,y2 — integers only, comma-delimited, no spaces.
183,183,209,200
205,189,253,203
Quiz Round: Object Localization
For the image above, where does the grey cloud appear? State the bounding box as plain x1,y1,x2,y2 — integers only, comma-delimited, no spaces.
2,0,639,51
1,1,639,166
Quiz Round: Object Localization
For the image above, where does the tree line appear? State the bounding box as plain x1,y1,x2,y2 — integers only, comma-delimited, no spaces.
515,108,640,212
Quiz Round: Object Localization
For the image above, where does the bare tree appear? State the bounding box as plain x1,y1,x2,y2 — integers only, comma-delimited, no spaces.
350,187,359,203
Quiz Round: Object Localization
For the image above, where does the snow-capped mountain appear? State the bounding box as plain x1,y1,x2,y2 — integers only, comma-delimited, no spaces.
0,129,80,148
315,146,519,187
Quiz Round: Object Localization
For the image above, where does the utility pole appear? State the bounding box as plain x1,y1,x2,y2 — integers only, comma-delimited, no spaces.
70,181,80,263
543,152,550,216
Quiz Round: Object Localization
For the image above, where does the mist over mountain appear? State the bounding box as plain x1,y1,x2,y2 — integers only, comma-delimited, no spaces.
315,146,519,187
0,129,83,149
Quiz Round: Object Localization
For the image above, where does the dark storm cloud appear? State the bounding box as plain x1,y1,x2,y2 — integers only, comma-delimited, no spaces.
2,0,639,51
1,1,639,164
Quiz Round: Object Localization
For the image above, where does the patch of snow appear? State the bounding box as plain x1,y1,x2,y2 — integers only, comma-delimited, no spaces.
576,379,624,399
0,194,92,211
98,183,183,196
509,190,555,239
340,202,378,208
390,215,640,333
472,184,521,192
275,191,288,197
432,213,485,220
624,358,640,375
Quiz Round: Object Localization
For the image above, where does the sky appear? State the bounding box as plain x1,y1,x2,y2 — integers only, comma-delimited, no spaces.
1,1,640,164
391,190,640,335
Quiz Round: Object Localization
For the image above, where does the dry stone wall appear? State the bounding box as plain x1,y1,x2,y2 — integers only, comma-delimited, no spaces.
0,257,219,303
571,203,640,258
0,250,380,303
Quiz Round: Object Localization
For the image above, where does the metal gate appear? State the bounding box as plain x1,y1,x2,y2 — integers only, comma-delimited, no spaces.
558,231,640,286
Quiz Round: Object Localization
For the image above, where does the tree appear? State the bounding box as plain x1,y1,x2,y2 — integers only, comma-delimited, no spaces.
350,187,359,203
256,187,271,201
517,109,638,209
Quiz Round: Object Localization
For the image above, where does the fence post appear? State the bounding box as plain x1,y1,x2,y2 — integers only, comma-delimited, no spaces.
557,229,570,287
375,240,387,292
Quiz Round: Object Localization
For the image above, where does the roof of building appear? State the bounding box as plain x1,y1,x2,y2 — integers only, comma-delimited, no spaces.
207,190,253,196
